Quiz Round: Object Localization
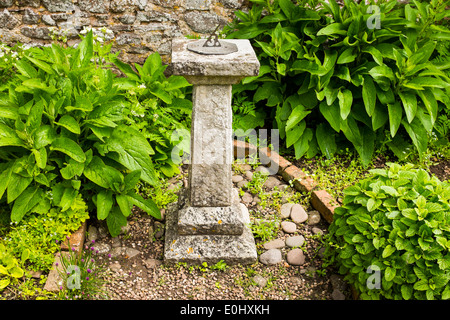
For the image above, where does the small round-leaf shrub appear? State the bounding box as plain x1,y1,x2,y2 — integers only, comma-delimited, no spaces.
324,163,450,300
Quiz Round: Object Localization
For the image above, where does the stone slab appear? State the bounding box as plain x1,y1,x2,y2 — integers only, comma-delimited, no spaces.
171,39,260,81
164,201,257,265
177,188,244,235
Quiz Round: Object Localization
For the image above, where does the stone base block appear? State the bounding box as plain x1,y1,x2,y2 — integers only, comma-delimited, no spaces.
164,198,257,265
177,188,243,235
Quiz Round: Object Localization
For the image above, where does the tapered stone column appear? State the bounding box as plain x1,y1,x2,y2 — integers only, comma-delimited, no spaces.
164,39,260,264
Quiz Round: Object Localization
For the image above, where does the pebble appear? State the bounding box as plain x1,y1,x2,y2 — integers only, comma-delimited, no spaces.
290,204,308,224
125,247,140,258
232,175,244,183
241,192,253,204
87,225,98,242
285,235,305,248
259,249,282,265
252,274,268,287
237,180,248,189
280,203,294,219
331,288,346,300
281,221,296,234
263,176,281,189
286,248,305,266
254,165,271,176
244,171,253,180
263,239,285,250
93,242,111,254
307,210,321,225
312,227,323,235
144,258,163,269
109,262,121,273
109,247,124,258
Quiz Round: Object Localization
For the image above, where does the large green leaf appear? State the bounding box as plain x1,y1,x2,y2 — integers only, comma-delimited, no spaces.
286,120,306,147
316,123,336,159
126,193,161,220
319,100,340,132
338,89,353,120
317,23,347,36
50,137,86,163
402,118,428,159
10,186,43,222
55,115,81,135
83,156,124,190
387,101,402,137
0,123,26,148
293,127,313,159
33,125,56,149
362,76,377,117
0,165,12,200
106,125,158,186
398,91,417,123
97,189,114,220
7,173,32,204
285,104,310,131
106,206,128,237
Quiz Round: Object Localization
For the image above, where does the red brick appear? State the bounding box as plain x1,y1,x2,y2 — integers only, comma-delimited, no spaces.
61,220,87,256
310,190,339,224
259,147,292,174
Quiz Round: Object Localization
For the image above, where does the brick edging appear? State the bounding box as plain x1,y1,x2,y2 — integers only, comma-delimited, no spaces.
233,139,338,224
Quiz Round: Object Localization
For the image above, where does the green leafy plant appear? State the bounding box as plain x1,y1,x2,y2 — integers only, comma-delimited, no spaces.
324,163,450,300
250,218,279,242
56,239,109,300
111,51,192,178
3,193,89,272
0,31,163,236
225,0,450,166
0,243,27,291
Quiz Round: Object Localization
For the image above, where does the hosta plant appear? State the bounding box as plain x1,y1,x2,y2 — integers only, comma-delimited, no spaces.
324,163,450,300
225,0,450,165
0,31,161,236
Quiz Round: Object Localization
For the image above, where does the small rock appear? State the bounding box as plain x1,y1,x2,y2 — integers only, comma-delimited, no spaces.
244,171,253,180
312,227,323,235
280,203,294,219
263,238,285,250
259,249,282,265
87,225,98,242
241,192,253,204
109,262,121,273
120,223,131,235
41,14,56,25
237,180,248,189
289,276,302,286
290,204,308,224
331,288,346,300
307,210,321,225
154,221,164,239
286,248,305,266
254,165,271,176
281,221,296,234
263,176,281,189
93,242,111,254
232,175,244,183
236,163,252,172
252,274,268,287
144,258,163,269
109,247,124,258
29,270,43,279
253,195,261,203
125,247,140,258
111,237,121,248
285,235,305,248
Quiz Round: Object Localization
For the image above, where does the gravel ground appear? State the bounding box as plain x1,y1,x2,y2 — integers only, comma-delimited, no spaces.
86,161,351,300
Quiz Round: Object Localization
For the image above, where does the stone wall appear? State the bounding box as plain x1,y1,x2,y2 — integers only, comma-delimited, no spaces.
0,0,249,64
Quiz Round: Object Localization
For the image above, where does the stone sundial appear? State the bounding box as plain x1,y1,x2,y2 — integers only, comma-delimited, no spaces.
163,31,260,265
